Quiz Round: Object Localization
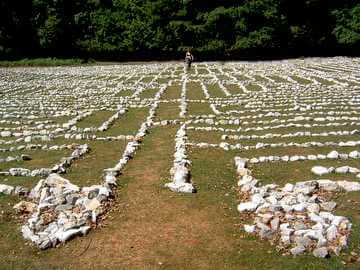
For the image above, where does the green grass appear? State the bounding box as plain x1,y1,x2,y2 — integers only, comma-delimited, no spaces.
187,82,206,100
64,140,127,187
141,76,154,83
138,88,160,99
245,83,263,92
115,89,135,97
0,148,71,171
267,75,290,83
155,102,180,121
289,75,313,85
251,159,360,186
187,102,214,115
197,68,209,75
226,84,245,95
97,107,149,136
206,83,226,98
76,111,115,128
0,58,93,67
187,129,222,144
161,84,181,100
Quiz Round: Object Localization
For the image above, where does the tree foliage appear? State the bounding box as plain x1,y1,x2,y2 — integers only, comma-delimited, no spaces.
0,0,359,60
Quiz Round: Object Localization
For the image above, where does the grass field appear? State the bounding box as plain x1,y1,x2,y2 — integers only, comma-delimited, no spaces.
1,57,360,269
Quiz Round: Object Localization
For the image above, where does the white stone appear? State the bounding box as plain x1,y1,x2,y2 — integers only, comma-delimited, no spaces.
164,182,195,193
349,151,359,158
313,247,328,258
326,225,338,241
311,166,329,176
244,224,256,233
335,166,349,174
0,184,14,195
237,202,259,212
283,183,294,192
327,151,339,159
337,181,360,192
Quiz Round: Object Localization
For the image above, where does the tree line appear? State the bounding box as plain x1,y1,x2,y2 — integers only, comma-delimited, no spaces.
0,0,359,61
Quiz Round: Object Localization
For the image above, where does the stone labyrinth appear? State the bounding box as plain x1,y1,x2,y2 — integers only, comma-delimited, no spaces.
1,58,360,257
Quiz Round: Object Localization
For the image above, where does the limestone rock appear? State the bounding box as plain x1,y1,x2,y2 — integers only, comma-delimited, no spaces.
14,201,37,213
311,166,329,176
313,247,328,258
290,245,306,255
0,184,14,195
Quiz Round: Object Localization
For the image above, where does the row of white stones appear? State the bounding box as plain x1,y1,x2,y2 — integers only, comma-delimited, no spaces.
311,165,360,176
179,76,188,118
0,143,78,153
246,150,360,164
222,129,359,140
165,124,195,193
187,141,360,153
186,122,358,133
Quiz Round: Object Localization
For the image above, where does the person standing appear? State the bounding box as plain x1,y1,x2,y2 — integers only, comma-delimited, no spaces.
184,49,194,68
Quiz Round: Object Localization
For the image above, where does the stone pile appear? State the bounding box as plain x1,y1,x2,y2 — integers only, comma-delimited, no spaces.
20,173,105,249
235,157,355,257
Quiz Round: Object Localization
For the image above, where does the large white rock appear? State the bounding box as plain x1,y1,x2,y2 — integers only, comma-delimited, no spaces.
337,181,360,192
244,224,256,233
13,201,37,213
313,247,328,258
335,166,349,174
283,183,294,192
164,182,195,193
0,131,11,137
316,179,339,191
349,151,359,159
327,151,339,159
0,184,14,195
311,166,329,176
237,202,259,212
326,225,338,241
